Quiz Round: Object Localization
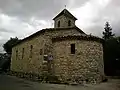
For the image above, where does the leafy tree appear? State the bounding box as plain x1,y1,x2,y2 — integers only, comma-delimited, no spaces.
3,37,20,54
104,37,120,76
103,22,115,40
102,22,120,75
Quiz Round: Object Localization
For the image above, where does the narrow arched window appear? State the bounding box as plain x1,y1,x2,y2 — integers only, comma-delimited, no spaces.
71,44,75,54
30,45,33,58
16,50,18,60
22,48,24,59
58,21,60,27
40,49,42,55
68,20,71,26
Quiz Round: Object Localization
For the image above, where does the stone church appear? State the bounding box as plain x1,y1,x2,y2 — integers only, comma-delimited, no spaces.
11,9,105,84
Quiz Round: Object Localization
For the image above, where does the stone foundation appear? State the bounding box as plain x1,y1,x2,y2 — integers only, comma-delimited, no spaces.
8,71,62,84
8,70,105,85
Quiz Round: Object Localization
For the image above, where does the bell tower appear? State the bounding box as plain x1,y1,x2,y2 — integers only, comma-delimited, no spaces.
53,9,77,28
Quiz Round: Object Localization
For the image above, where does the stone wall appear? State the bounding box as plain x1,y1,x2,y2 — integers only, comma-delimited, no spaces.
11,27,104,84
54,15,75,28
53,40,104,84
11,28,82,76
11,34,46,74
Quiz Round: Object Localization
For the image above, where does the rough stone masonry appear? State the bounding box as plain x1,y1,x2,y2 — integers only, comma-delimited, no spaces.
10,9,105,84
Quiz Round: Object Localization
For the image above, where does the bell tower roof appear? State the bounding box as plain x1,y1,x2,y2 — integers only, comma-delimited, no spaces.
53,9,77,20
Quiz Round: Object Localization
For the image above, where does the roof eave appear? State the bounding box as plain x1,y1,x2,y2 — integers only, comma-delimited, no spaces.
53,15,77,20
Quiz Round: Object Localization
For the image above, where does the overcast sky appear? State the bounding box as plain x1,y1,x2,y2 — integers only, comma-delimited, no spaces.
0,0,120,53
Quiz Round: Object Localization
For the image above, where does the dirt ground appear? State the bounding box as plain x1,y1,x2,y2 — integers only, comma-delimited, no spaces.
0,74,120,90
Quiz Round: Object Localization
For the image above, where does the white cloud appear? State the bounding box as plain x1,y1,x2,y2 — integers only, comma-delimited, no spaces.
0,12,54,52
0,13,36,38
29,17,53,30
0,0,120,53
71,0,111,32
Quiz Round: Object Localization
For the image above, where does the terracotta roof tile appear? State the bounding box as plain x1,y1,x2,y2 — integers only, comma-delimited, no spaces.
53,9,77,20
12,26,85,47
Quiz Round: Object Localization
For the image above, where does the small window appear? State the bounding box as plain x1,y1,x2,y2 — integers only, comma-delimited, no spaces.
58,21,60,27
71,44,75,54
16,50,18,60
68,20,71,26
40,49,42,55
30,45,33,58
22,48,24,59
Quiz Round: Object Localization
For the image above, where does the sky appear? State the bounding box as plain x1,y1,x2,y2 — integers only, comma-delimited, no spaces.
0,0,120,53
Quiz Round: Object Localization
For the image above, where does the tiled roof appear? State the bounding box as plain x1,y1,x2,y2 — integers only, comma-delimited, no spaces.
53,9,77,20
12,26,86,47
52,35,104,43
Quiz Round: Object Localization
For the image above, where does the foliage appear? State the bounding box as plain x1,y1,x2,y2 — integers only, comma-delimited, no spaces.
102,22,120,76
3,37,20,54
0,53,11,72
104,37,120,75
103,22,115,40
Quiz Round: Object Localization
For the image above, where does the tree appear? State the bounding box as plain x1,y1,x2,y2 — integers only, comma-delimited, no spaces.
102,22,116,75
3,37,20,54
103,22,115,40
104,37,120,75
